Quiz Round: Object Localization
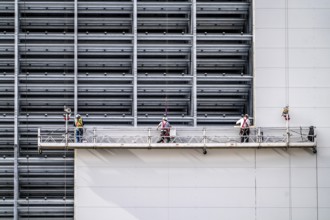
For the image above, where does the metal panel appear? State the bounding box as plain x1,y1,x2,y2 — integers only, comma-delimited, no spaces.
0,0,253,218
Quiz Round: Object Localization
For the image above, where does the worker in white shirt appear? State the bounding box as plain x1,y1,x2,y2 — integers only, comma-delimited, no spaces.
156,117,171,143
236,114,250,143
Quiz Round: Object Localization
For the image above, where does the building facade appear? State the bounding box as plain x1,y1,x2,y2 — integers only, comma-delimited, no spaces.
1,0,330,219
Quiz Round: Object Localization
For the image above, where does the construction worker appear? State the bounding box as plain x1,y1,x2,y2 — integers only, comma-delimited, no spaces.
236,114,250,143
308,126,315,142
74,114,84,143
156,117,171,143
282,106,290,120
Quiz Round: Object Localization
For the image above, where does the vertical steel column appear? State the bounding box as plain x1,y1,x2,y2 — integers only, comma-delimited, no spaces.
74,0,78,116
191,0,197,127
133,0,138,127
14,0,19,219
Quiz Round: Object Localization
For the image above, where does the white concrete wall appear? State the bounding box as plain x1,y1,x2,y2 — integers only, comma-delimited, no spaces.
255,0,330,220
75,1,330,219
75,149,258,220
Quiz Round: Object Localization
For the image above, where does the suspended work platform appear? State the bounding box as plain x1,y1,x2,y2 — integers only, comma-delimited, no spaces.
38,126,317,154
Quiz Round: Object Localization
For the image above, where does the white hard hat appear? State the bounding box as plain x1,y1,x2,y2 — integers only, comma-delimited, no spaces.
162,117,167,121
76,114,81,118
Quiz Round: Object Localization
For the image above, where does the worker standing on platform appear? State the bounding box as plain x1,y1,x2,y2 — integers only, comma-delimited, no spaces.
236,114,250,143
74,114,84,143
156,117,171,143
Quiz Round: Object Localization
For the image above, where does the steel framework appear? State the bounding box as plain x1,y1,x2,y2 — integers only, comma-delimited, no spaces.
0,0,253,218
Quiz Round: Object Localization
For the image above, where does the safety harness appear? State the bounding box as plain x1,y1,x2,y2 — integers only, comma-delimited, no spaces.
242,118,248,128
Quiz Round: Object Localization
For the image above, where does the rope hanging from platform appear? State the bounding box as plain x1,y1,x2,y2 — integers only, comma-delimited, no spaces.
63,7,69,220
64,147,67,219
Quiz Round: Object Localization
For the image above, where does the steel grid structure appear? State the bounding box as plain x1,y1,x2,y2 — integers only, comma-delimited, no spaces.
0,0,252,218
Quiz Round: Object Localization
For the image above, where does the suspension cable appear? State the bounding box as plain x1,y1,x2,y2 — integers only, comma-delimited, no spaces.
22,0,31,218
285,0,289,107
164,0,169,117
64,147,67,219
63,6,69,219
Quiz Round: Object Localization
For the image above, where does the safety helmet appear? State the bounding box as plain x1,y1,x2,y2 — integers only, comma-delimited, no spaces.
76,114,81,118
162,117,167,121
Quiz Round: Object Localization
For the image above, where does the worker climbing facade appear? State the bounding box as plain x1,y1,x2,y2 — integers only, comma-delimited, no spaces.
236,114,250,143
156,117,171,143
282,106,290,121
74,114,84,143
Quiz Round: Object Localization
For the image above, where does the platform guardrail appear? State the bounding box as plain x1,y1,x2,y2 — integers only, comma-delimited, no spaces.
38,126,317,154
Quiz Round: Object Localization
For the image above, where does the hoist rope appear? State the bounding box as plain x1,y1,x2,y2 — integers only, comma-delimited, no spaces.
63,7,69,219
284,4,293,220
22,0,31,218
254,149,257,220
315,151,319,220
64,147,67,219
164,0,169,117
285,0,289,107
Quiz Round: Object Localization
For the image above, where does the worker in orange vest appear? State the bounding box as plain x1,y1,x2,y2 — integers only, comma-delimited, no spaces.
74,114,84,143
